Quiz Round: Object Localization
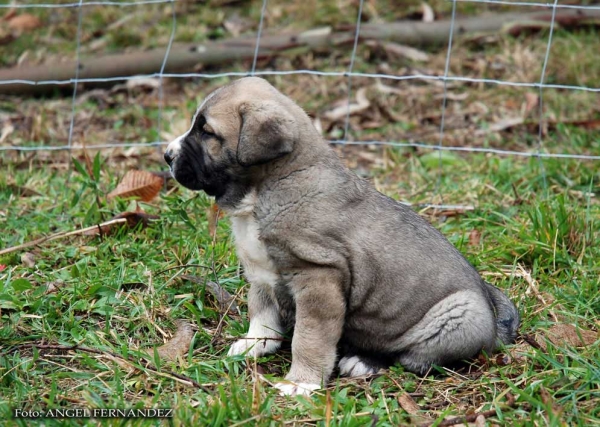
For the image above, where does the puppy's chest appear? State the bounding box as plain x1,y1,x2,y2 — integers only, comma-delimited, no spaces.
230,215,280,287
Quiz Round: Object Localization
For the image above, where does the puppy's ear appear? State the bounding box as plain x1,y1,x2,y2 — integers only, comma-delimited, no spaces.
237,102,295,167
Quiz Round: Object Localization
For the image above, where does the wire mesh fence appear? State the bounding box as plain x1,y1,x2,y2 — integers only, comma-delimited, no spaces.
1,0,599,201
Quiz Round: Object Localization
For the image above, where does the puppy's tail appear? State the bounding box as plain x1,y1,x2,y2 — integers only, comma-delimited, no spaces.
484,282,519,346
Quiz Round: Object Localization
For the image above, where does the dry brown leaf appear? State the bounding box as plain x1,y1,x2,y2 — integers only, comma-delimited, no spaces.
103,353,137,372
223,12,252,37
125,77,160,91
147,320,196,362
374,81,404,96
107,170,163,202
545,324,597,348
425,206,475,218
2,8,17,22
476,117,524,135
20,252,35,268
398,392,431,424
207,203,223,239
539,386,565,422
557,119,600,130
398,393,420,415
181,275,239,314
0,27,15,46
383,42,430,62
433,92,469,101
468,229,481,246
45,280,65,294
504,20,552,37
523,92,539,117
494,352,512,366
0,121,15,143
6,183,42,197
7,14,42,32
322,87,370,121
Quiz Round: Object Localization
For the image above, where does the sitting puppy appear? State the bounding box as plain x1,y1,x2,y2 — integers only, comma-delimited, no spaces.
164,77,519,396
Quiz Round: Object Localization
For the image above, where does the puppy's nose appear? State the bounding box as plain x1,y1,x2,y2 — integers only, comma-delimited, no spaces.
164,149,174,166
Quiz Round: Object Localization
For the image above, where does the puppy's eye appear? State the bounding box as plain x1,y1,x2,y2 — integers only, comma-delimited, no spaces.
201,125,216,138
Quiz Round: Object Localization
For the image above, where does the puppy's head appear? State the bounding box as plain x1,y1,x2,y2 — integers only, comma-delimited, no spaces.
164,77,302,198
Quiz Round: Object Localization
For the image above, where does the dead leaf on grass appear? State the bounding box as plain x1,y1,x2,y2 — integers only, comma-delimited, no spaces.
399,392,432,424
0,121,15,143
181,274,239,314
45,280,65,294
20,252,35,268
223,12,253,37
107,170,163,202
476,117,524,135
125,77,160,91
398,392,421,415
146,320,196,362
383,42,429,62
7,14,42,32
207,203,223,239
468,229,481,246
0,27,15,45
523,92,539,118
424,206,475,218
1,8,17,22
545,324,597,348
6,183,42,197
557,118,600,130
432,92,469,103
539,386,565,421
494,352,512,366
503,20,552,37
322,87,370,121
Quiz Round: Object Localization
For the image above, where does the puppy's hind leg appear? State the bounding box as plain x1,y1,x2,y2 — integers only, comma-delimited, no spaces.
228,283,284,358
394,290,496,374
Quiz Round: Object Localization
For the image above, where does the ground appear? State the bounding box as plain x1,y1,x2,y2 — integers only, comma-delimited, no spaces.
1,1,599,426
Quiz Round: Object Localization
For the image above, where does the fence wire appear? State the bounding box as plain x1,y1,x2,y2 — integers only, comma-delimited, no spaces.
1,0,599,164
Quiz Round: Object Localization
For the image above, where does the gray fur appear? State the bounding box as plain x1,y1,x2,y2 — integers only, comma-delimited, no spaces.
164,77,519,392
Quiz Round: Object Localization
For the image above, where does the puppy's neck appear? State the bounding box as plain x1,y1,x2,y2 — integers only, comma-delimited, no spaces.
220,189,258,217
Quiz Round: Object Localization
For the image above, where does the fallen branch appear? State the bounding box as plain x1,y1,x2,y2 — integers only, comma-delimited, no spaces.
1,8,599,95
12,343,214,393
0,218,127,256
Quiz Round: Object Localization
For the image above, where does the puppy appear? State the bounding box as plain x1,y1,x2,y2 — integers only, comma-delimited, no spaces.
164,77,519,396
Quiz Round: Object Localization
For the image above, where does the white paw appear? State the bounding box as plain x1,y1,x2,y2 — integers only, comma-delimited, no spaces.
227,338,260,357
227,337,279,358
274,381,320,396
338,356,379,377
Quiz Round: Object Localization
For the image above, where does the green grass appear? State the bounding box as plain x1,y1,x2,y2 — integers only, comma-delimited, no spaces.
1,147,599,426
1,0,600,425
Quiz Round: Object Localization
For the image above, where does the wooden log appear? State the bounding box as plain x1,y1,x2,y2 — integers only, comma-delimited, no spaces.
0,8,598,96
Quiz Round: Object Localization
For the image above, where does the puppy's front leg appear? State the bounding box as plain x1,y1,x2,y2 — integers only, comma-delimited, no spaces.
228,283,283,358
275,269,345,396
